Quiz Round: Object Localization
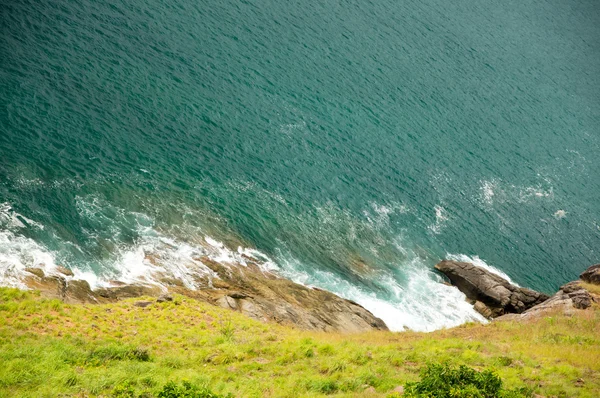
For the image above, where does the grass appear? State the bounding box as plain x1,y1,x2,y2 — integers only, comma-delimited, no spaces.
0,287,599,397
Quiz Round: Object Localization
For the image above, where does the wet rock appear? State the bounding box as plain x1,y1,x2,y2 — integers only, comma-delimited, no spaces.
435,260,550,317
580,264,600,285
24,268,45,278
55,266,74,277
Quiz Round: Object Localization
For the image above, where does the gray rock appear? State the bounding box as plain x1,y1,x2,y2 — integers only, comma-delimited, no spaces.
435,260,550,317
496,281,593,321
156,293,173,302
134,301,153,308
580,264,600,285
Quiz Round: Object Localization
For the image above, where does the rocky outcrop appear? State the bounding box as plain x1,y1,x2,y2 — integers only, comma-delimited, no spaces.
435,260,550,318
497,282,593,321
22,256,387,333
580,264,600,284
168,258,388,333
497,267,598,321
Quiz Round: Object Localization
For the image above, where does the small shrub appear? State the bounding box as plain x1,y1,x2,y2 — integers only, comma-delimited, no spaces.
404,363,532,398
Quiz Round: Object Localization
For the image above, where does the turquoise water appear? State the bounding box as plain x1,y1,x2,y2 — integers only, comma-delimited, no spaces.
1,0,599,330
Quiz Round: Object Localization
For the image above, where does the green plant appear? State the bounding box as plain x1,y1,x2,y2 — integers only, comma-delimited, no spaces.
157,381,231,398
218,319,235,342
404,363,532,398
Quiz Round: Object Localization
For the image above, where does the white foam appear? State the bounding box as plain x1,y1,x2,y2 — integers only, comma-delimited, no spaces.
428,205,449,234
553,210,567,219
479,179,498,206
278,255,485,332
0,230,58,289
446,253,518,286
477,178,555,206
0,197,492,333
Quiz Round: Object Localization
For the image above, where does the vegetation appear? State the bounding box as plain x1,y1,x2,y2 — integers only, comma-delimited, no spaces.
403,363,531,398
0,287,599,397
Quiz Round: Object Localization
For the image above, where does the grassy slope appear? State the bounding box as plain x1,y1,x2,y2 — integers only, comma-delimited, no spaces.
0,287,599,397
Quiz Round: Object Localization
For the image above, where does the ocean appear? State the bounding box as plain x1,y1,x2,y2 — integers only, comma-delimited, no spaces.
1,0,599,331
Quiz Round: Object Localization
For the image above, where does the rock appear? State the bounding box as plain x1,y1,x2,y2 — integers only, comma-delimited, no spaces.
23,252,387,332
364,386,376,394
473,300,494,319
580,264,600,285
157,293,173,302
185,265,388,332
64,279,97,303
94,284,163,300
496,281,594,321
134,301,153,308
216,295,239,310
55,266,74,277
23,275,66,299
24,268,45,278
391,385,405,395
435,260,550,317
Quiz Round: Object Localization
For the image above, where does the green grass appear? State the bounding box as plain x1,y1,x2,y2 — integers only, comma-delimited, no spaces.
0,287,599,397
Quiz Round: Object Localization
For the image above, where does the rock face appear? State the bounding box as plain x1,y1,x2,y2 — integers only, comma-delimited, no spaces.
435,260,550,318
500,281,593,320
21,256,387,333
169,258,388,333
580,264,600,284
497,275,597,321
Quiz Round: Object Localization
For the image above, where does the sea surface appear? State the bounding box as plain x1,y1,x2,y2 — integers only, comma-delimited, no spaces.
1,0,599,331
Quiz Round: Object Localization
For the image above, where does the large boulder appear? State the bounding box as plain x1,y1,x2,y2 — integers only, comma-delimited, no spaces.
580,264,600,285
435,260,550,318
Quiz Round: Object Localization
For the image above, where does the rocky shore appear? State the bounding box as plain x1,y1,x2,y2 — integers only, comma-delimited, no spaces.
435,260,599,321
19,252,600,334
20,257,388,333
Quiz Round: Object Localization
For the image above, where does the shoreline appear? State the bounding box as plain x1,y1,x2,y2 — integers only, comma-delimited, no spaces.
13,253,600,334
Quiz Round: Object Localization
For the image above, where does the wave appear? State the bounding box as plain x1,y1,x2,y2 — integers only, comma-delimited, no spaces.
0,198,491,332
278,253,485,332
